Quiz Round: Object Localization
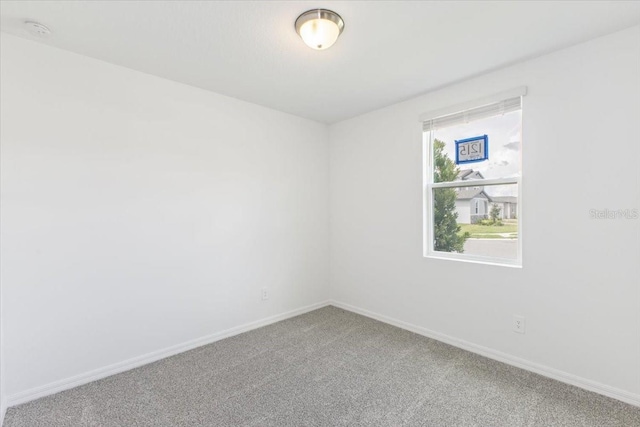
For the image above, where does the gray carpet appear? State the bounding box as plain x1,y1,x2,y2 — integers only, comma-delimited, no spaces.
4,306,640,426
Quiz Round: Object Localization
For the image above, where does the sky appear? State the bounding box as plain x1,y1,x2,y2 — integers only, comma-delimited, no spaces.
429,109,521,197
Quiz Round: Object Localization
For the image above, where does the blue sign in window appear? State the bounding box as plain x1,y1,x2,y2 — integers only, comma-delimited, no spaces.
455,135,488,164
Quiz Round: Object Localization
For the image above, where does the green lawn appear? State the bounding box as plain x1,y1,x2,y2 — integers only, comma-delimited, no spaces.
458,222,518,238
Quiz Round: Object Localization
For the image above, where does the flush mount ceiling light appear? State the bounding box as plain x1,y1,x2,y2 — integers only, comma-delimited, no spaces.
295,9,344,50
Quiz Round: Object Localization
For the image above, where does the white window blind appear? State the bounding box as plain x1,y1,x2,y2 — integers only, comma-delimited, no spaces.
423,96,522,132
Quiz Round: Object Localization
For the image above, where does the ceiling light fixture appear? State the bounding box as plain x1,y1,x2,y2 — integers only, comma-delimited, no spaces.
295,9,344,50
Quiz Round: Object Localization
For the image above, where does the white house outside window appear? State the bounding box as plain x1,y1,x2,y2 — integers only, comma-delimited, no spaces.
421,87,525,267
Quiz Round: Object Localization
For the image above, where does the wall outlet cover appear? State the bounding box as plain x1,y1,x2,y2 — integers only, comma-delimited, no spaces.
513,315,525,334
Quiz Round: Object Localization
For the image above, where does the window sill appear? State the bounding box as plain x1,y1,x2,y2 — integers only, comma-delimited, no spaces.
424,251,522,269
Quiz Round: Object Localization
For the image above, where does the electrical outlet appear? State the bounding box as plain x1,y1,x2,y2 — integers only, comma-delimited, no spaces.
261,288,269,301
513,315,525,334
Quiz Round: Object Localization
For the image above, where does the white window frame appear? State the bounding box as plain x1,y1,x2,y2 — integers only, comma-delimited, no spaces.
421,87,526,268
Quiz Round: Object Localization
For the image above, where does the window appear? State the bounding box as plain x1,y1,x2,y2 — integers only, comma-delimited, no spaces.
422,88,525,267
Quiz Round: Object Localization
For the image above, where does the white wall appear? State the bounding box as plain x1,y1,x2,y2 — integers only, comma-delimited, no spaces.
0,34,330,399
330,25,640,400
1,285,5,423
2,23,639,412
454,200,471,224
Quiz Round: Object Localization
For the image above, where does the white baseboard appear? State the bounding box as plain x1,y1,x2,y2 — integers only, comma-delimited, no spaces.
6,299,638,411
330,300,640,407
6,300,331,408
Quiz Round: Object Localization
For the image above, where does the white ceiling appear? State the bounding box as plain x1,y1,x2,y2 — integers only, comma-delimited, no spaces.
2,1,640,123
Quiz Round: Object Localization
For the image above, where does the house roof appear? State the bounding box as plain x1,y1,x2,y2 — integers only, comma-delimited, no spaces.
491,196,518,203
457,169,474,180
456,169,485,181
456,188,492,201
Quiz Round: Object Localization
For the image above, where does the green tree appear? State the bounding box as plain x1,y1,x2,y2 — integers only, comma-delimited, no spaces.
433,139,470,252
490,203,502,224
